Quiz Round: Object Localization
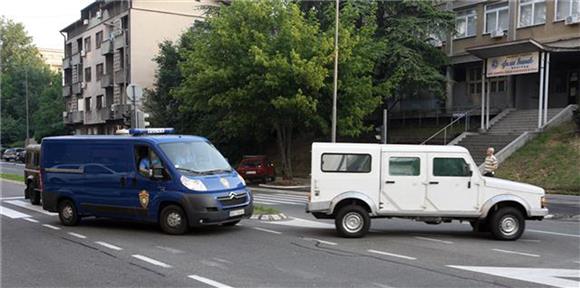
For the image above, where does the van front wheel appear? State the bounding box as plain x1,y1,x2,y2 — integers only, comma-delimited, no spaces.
160,205,188,235
58,199,79,226
335,205,370,238
490,207,525,241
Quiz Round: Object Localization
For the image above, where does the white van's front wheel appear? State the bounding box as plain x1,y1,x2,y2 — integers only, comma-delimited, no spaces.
490,207,525,241
335,205,370,238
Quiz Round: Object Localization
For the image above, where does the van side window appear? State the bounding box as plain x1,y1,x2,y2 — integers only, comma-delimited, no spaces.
389,157,420,176
433,158,470,177
134,145,167,179
321,154,371,173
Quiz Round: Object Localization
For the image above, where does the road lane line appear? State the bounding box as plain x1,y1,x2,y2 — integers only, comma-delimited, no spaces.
414,236,453,244
22,217,39,223
95,241,123,251
528,229,580,238
492,249,540,258
252,196,304,205
521,239,541,243
0,205,31,218
188,275,234,288
42,224,61,230
5,200,56,215
368,249,417,260
67,232,87,239
302,237,337,246
131,254,172,268
0,196,25,200
252,227,282,235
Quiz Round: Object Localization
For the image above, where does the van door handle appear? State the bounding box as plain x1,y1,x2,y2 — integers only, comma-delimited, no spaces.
120,176,127,187
429,181,439,185
385,181,395,184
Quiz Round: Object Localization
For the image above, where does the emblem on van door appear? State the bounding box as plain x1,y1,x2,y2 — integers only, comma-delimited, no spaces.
139,190,149,209
220,177,230,189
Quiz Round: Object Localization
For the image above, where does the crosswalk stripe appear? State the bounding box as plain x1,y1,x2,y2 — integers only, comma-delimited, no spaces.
253,201,279,205
253,194,307,202
252,196,305,205
0,205,31,218
4,200,56,216
254,193,308,201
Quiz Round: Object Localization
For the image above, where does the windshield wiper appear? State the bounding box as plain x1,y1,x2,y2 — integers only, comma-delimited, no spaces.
176,167,203,175
201,168,233,175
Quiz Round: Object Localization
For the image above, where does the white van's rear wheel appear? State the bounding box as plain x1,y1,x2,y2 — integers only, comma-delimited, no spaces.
335,205,370,238
490,207,525,241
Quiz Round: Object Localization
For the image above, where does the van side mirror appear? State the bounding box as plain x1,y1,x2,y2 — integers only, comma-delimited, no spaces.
468,170,473,177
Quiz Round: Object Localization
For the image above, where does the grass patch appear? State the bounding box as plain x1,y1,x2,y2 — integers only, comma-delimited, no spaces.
496,121,580,195
253,204,280,215
0,173,24,182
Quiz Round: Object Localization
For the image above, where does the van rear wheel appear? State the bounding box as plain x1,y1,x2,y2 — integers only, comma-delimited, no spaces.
160,205,188,235
58,199,79,226
335,205,370,238
490,207,525,241
28,183,41,205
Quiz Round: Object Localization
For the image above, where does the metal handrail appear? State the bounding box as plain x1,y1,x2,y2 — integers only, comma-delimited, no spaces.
420,108,477,145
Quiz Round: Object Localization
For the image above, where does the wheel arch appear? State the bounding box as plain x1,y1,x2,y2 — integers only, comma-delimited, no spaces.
330,191,377,216
480,195,530,219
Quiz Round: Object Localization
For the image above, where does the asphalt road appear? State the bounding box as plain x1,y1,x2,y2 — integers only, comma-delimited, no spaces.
1,180,579,288
0,161,24,176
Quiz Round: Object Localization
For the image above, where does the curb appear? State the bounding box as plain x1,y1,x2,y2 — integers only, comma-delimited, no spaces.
250,213,288,221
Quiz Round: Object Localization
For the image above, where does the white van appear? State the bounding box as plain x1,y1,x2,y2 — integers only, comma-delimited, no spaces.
307,143,548,240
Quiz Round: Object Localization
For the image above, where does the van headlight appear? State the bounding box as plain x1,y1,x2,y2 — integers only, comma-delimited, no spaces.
180,176,207,191
237,173,246,186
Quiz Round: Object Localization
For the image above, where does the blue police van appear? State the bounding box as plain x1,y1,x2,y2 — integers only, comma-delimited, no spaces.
41,128,253,234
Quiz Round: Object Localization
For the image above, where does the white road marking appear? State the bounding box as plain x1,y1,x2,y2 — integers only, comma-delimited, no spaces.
131,254,172,268
414,236,453,244
22,217,39,223
213,257,233,264
0,205,31,218
67,232,87,239
188,275,234,288
448,266,580,288
492,249,540,258
368,249,417,260
302,237,337,246
252,227,282,235
521,239,541,243
528,229,580,238
574,261,580,264
95,241,123,251
156,246,184,254
0,196,25,200
252,196,304,205
5,200,56,215
267,217,335,229
42,224,61,230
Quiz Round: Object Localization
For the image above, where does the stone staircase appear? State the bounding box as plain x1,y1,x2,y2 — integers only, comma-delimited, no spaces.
455,108,564,165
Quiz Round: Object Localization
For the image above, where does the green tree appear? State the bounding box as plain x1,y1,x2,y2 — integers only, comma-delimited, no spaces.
1,17,66,146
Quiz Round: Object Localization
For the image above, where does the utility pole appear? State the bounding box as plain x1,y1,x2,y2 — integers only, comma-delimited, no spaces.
25,67,30,142
331,0,339,143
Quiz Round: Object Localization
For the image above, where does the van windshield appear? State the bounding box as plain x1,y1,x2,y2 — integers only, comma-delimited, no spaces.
159,141,231,175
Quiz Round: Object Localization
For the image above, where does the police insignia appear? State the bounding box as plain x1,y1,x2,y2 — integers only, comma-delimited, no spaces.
139,190,149,208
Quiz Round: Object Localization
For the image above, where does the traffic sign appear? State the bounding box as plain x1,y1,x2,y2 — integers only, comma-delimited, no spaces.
126,83,143,101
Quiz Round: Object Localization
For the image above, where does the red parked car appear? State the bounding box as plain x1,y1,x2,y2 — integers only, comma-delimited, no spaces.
236,155,276,183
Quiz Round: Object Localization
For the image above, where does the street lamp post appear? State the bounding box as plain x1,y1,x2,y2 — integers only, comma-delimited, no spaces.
25,66,30,142
331,0,339,143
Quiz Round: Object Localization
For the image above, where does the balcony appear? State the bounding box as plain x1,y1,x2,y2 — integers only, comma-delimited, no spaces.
98,108,113,121
71,53,81,66
63,57,71,69
112,104,132,120
114,70,126,84
72,82,83,95
63,85,72,97
101,40,113,55
64,111,84,125
100,74,113,88
113,33,126,49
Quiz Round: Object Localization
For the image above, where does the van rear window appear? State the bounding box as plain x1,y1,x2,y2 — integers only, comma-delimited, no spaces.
321,154,371,173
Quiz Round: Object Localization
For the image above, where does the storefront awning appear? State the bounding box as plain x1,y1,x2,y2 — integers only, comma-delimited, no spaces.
467,38,580,59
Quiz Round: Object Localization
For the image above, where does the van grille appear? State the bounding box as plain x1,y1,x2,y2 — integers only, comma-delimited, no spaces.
217,192,248,207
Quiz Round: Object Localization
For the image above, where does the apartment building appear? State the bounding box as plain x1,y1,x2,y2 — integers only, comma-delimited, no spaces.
61,0,220,135
440,0,580,129
38,48,64,73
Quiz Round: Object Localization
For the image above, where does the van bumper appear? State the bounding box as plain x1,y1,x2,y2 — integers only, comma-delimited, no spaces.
529,208,549,219
306,201,331,214
42,191,59,212
179,193,253,227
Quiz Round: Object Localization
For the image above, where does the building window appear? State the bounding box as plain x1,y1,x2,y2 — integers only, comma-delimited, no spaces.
556,0,580,20
485,2,509,33
321,154,371,173
84,36,91,52
467,66,482,96
96,95,103,110
96,31,103,49
84,67,92,82
455,9,477,39
519,0,546,27
85,97,91,111
96,63,104,81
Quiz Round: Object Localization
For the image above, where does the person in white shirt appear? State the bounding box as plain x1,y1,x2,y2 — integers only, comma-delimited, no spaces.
483,147,498,177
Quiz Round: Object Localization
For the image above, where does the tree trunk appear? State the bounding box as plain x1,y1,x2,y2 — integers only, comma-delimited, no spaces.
274,123,293,180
